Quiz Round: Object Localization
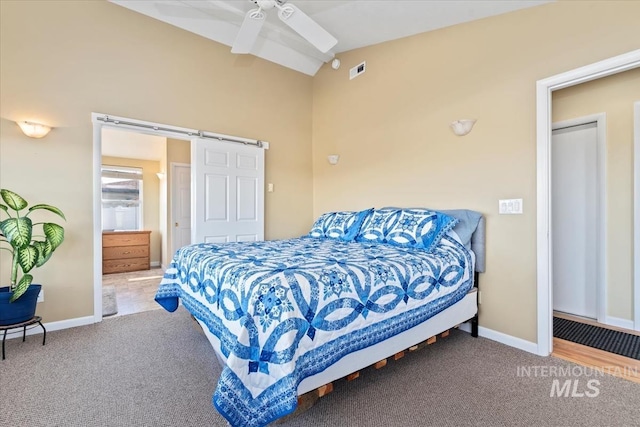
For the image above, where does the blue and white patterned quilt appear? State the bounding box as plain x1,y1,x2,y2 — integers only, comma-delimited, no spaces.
155,234,474,427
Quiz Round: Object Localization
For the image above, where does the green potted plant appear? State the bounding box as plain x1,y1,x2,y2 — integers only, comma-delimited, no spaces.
0,189,65,326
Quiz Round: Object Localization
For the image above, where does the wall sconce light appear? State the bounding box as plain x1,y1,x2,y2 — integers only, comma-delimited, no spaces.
327,155,340,165
16,121,52,138
450,119,477,136
156,172,165,180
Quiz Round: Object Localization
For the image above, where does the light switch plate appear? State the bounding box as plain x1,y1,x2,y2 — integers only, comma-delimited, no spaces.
499,198,523,214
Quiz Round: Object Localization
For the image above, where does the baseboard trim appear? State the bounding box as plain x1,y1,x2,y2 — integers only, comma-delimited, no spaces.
459,322,538,354
603,316,635,331
5,315,96,340
150,261,161,268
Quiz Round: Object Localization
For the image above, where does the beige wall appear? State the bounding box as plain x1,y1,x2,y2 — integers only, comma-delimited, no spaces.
101,156,162,266
2,0,638,343
167,138,191,165
311,1,640,342
553,68,640,322
0,1,313,322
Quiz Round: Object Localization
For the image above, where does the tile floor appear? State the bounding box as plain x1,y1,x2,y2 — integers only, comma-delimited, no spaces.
102,268,165,317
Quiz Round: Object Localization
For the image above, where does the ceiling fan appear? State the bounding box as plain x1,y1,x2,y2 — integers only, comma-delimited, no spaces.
232,0,338,54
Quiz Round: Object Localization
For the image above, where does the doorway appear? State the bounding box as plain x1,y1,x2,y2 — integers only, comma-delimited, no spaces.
100,127,173,318
536,49,640,356
635,101,640,332
92,113,266,322
551,116,605,323
171,163,191,258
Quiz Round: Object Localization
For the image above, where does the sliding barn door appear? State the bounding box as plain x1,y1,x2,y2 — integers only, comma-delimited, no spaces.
192,138,264,244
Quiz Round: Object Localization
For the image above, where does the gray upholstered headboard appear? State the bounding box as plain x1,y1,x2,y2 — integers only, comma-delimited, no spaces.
470,216,486,273
439,209,485,273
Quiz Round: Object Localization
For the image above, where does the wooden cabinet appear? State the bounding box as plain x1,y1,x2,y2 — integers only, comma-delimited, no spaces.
102,231,151,274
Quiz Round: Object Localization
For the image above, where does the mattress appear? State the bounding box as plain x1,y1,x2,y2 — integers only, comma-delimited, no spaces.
155,233,475,427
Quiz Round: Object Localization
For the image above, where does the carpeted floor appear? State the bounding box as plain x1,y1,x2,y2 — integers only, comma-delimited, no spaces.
553,316,640,360
1,308,639,427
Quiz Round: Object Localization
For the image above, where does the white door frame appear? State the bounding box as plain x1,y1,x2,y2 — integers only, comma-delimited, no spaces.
536,49,640,356
91,113,265,323
552,114,607,324
634,101,640,332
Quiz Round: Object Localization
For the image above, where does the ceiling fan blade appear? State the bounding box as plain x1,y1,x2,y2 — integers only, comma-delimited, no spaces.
276,3,337,53
231,8,266,54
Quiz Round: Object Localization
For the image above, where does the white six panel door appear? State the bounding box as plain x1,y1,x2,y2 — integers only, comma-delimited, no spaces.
192,138,265,244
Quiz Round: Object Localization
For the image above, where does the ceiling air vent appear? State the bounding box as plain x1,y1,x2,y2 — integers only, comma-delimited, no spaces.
349,61,366,80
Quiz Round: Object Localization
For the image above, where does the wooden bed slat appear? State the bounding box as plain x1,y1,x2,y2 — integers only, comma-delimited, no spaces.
393,351,405,360
374,359,387,369
347,372,360,381
317,383,333,397
427,336,437,345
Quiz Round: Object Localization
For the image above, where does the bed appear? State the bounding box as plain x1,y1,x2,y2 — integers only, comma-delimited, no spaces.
155,208,485,427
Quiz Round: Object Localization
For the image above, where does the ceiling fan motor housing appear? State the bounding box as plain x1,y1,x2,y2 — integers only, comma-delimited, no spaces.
237,0,337,55
253,0,287,10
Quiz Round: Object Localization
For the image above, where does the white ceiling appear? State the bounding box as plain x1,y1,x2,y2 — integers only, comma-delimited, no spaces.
111,0,553,76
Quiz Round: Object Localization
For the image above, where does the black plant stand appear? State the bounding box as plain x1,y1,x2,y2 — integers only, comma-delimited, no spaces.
0,316,46,360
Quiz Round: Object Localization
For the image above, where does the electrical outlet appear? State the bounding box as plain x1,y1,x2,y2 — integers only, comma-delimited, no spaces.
37,289,44,303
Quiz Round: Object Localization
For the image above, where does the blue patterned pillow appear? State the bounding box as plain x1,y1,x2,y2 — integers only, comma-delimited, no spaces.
308,212,334,238
354,208,401,244
308,208,373,241
356,208,459,252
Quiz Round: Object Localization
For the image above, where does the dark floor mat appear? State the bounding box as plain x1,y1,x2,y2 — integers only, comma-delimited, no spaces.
553,317,640,360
